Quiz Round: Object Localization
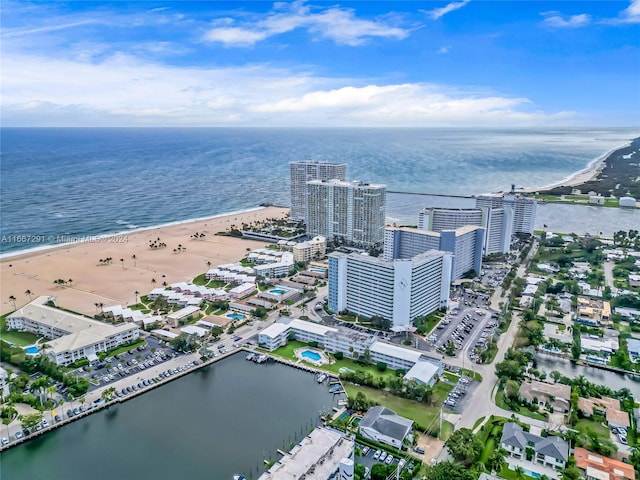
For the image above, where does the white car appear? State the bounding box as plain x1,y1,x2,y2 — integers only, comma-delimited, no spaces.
1,437,9,446
379,451,387,462
385,455,394,465
372,450,382,460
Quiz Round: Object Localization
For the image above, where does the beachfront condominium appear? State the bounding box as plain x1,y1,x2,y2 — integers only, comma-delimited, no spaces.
384,225,485,280
6,296,140,366
305,179,386,247
475,188,537,235
328,250,452,329
418,207,513,255
289,161,347,221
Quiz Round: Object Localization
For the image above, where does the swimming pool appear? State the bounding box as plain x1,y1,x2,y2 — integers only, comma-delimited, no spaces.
25,346,39,355
301,350,322,362
310,268,326,273
520,468,541,479
226,313,244,321
268,289,285,295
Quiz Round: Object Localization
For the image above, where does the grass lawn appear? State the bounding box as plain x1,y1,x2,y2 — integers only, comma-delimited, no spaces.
473,416,486,431
432,381,453,403
498,465,538,480
343,383,442,430
270,341,400,383
575,418,611,438
103,339,147,357
495,390,548,422
479,437,496,463
1,315,40,347
443,371,459,383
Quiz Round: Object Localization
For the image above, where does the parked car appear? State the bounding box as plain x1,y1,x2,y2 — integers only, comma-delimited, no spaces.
15,431,23,440
385,455,394,465
379,451,387,462
361,446,370,456
373,450,382,460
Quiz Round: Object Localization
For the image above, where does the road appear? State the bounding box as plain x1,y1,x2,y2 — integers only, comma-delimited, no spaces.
604,261,615,289
441,241,542,432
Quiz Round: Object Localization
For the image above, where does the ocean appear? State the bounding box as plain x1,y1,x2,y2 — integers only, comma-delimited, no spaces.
1,127,639,255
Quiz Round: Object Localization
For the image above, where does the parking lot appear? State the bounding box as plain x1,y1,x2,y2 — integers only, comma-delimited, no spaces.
355,444,417,478
427,307,497,361
441,370,479,412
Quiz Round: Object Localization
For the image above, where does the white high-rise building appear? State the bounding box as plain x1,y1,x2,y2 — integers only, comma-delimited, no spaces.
384,225,485,280
305,179,386,247
475,188,537,235
289,161,347,221
418,207,512,255
328,250,452,329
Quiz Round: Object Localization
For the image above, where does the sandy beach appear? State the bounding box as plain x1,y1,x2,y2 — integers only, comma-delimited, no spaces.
0,206,288,316
521,143,629,193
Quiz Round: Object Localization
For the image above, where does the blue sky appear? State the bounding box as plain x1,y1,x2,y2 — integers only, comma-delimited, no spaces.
2,1,639,126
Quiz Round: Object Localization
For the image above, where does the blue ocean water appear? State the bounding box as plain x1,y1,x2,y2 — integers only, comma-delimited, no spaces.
1,127,638,255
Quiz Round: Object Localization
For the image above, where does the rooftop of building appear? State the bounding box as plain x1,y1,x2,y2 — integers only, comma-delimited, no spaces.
359,406,413,442
306,178,386,189
500,422,569,461
518,380,571,401
258,426,353,480
8,297,137,355
574,447,635,480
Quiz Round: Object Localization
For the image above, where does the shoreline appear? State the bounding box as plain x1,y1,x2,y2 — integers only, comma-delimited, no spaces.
0,205,289,316
0,205,269,261
520,141,632,194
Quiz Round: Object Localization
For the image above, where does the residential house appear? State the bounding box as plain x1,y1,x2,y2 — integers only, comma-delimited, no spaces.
359,406,413,449
574,447,635,480
578,396,630,429
500,422,569,471
518,380,572,412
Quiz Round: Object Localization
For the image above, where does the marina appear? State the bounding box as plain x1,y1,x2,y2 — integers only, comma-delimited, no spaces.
0,352,341,480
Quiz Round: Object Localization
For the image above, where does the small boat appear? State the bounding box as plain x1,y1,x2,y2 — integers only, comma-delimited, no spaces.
234,476,246,480
255,354,268,364
245,353,255,361
329,385,342,393
316,373,327,383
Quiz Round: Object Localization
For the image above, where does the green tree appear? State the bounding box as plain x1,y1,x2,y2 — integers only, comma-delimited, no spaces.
495,360,523,381
446,428,482,467
487,448,508,473
424,461,475,480
19,412,43,430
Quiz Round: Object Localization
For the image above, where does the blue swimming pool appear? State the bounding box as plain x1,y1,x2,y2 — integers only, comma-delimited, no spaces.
310,268,326,273
521,469,541,479
226,313,244,320
301,350,322,362
268,289,285,295
25,346,39,355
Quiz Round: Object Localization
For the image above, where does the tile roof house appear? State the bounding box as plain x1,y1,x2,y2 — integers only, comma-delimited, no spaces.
574,447,635,480
359,406,413,449
578,396,630,428
500,422,569,471
518,380,572,412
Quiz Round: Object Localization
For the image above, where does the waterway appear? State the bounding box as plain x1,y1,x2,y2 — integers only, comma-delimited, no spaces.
386,192,640,237
536,353,640,397
0,353,340,480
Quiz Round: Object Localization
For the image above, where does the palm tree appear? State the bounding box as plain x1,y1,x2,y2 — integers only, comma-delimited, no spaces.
25,289,33,301
131,254,137,267
151,278,156,286
134,291,140,305
8,295,17,310
120,258,124,269
67,278,73,288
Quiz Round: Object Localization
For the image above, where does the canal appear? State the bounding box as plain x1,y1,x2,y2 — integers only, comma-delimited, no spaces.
536,353,640,397
0,353,341,480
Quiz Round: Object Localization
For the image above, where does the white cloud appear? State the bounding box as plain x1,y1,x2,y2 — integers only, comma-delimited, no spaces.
613,0,640,23
0,52,574,127
541,11,591,28
423,1,470,20
203,1,409,47
437,45,451,54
